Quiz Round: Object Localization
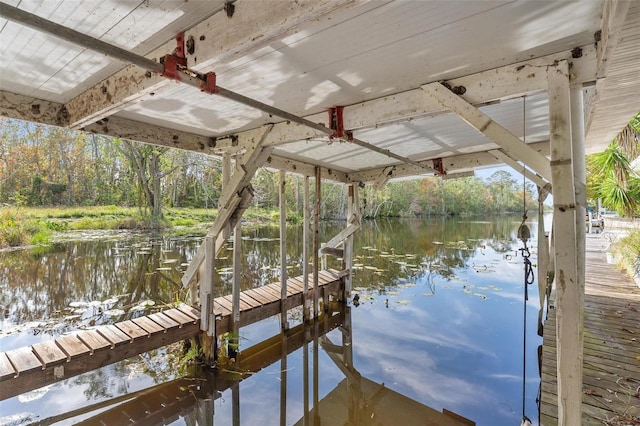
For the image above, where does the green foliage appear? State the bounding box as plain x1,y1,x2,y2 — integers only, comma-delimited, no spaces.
612,229,640,282
587,111,640,217
0,209,51,248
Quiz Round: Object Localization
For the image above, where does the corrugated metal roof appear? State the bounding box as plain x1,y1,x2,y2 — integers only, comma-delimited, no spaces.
1,0,638,180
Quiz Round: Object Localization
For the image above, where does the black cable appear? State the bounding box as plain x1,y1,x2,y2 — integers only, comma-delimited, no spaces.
520,242,534,423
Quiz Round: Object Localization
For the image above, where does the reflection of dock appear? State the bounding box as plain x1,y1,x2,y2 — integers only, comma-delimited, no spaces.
298,376,475,426
0,270,343,400
540,236,640,424
32,305,475,426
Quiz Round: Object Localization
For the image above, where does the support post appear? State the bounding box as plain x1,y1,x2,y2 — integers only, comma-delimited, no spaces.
344,184,357,300
547,60,582,426
571,85,586,314
279,170,289,330
313,167,321,317
303,176,310,321
280,335,288,426
231,221,241,353
232,380,240,426
201,235,216,362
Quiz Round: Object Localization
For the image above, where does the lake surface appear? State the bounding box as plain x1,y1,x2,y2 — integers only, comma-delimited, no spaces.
0,216,545,425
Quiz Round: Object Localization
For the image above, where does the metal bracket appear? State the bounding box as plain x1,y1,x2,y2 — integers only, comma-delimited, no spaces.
432,157,446,175
200,72,218,94
161,32,187,81
328,106,353,140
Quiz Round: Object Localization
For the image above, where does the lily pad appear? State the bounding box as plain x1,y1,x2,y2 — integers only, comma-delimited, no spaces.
395,299,412,305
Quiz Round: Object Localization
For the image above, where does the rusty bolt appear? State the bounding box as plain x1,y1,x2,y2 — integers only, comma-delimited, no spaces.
186,36,195,55
31,104,40,115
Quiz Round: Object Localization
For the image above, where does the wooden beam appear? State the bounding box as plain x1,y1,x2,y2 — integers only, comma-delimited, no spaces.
0,91,66,126
346,141,550,183
547,60,582,426
208,45,597,156
313,167,321,317
422,82,552,182
303,176,311,321
595,0,632,79
488,149,551,191
63,0,369,128
265,154,349,182
279,170,289,330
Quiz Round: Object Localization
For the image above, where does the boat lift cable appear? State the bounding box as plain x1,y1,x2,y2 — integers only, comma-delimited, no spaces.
518,96,533,426
0,2,430,171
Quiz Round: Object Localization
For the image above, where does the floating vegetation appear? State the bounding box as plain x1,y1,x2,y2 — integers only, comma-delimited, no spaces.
162,259,178,264
397,283,416,288
130,300,155,312
156,267,172,271
386,291,400,296
395,299,412,305
103,308,125,317
422,292,435,297
433,241,444,245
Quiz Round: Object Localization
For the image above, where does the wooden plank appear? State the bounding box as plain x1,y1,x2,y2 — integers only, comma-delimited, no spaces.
5,347,42,376
77,330,111,353
243,288,271,305
116,320,149,340
239,293,261,309
224,295,251,312
251,286,279,304
286,279,303,292
0,353,16,380
97,324,132,346
0,319,201,401
213,300,232,317
148,313,180,331
241,290,267,306
56,335,91,360
31,340,67,367
163,308,197,327
176,305,200,322
258,284,282,300
132,316,165,335
213,296,234,315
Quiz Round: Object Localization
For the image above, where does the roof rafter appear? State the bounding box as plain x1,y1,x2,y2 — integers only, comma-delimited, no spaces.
62,0,371,129
217,45,597,154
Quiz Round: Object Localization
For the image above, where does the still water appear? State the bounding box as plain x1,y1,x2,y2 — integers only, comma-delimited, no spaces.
0,217,544,425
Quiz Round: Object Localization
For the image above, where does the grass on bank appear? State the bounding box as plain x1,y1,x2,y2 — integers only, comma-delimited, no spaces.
0,206,296,249
612,229,640,283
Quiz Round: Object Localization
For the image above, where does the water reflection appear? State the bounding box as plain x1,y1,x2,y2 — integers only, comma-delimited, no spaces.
26,306,475,426
0,216,542,425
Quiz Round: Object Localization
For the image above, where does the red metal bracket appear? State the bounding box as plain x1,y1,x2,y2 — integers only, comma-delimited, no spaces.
161,32,188,81
432,158,446,175
200,72,218,94
328,106,353,140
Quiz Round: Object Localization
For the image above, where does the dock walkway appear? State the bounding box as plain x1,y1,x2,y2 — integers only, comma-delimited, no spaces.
540,235,640,425
0,269,343,400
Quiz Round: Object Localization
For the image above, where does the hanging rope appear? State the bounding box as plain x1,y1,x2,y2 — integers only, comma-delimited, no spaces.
518,96,533,426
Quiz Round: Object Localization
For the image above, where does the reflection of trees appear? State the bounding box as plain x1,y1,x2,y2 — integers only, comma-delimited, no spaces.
0,218,524,349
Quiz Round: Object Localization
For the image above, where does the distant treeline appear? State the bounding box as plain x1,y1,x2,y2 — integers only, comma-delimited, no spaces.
0,118,537,218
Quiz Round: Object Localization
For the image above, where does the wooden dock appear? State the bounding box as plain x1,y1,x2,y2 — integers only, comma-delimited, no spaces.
0,270,344,400
42,308,347,425
540,235,640,425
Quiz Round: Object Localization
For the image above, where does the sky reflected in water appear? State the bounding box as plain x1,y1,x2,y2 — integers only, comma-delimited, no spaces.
0,216,545,425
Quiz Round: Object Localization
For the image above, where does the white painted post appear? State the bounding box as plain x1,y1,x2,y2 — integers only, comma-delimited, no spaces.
279,170,289,330
303,176,310,321
203,236,216,338
344,184,356,299
571,85,586,310
547,60,582,426
313,167,321,317
231,222,241,336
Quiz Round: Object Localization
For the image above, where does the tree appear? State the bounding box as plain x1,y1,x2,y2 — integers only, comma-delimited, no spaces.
588,112,640,217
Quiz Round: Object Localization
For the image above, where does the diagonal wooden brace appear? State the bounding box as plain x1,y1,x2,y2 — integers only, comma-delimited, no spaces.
422,82,552,182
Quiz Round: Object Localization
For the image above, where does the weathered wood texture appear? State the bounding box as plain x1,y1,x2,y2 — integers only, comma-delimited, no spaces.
56,308,346,425
0,270,344,400
540,235,640,425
